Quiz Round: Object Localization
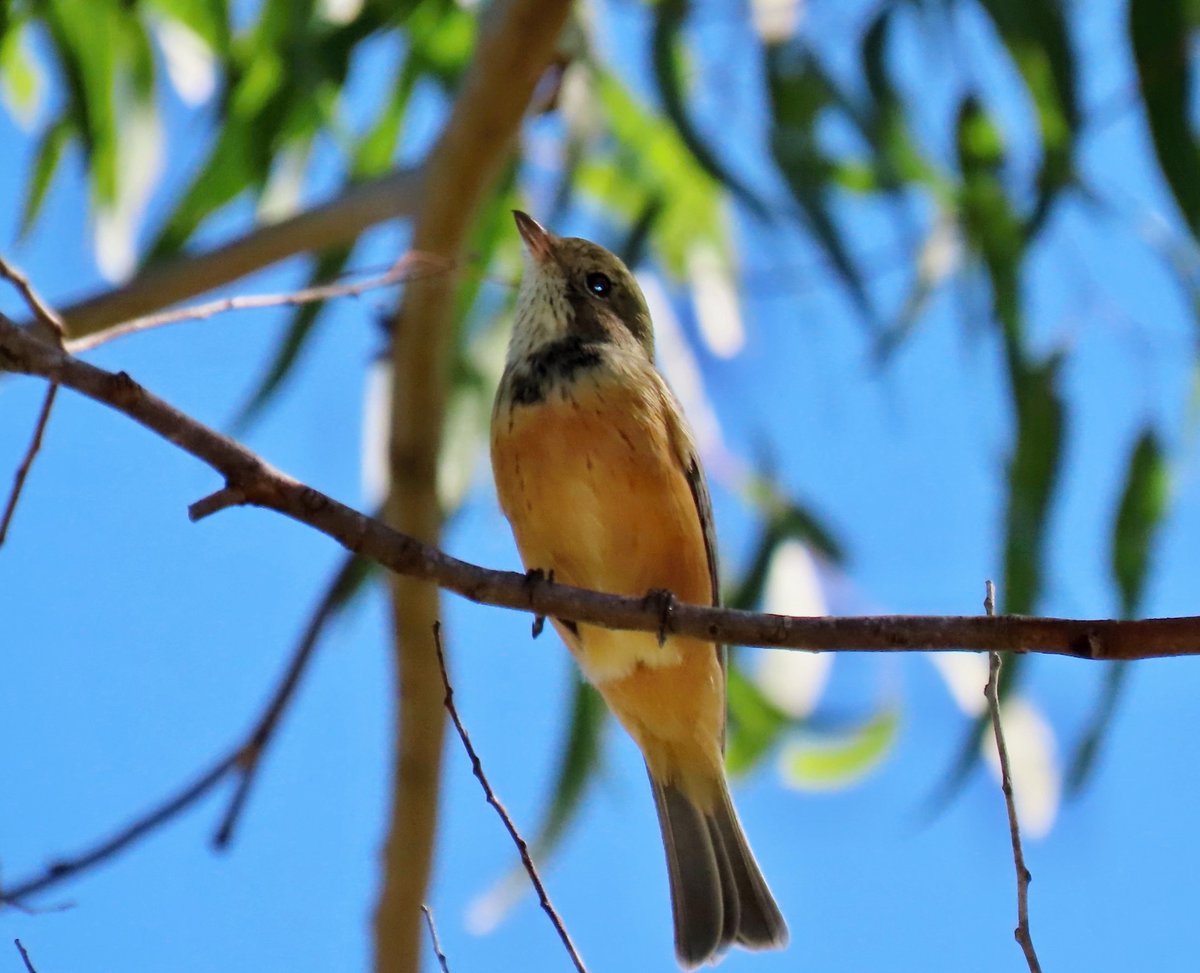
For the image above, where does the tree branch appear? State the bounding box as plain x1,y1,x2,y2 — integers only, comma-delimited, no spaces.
3,316,1199,662
983,582,1042,973
373,2,572,971
433,624,587,973
53,167,422,343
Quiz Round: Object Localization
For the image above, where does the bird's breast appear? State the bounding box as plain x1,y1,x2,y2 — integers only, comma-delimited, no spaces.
491,363,714,685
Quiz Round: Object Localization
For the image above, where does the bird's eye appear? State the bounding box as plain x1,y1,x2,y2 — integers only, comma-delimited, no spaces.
585,272,612,298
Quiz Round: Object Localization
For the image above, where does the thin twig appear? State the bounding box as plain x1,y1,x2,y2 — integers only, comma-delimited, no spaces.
421,905,451,973
0,383,57,547
0,256,65,340
14,940,38,973
4,317,1200,659
432,623,588,973
66,252,452,353
983,580,1042,973
0,554,366,904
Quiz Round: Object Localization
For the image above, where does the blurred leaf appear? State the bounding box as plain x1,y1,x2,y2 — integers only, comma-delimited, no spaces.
233,246,354,430
469,675,606,929
651,0,770,218
1112,430,1170,617
1002,354,1064,615
765,42,875,322
18,113,72,238
1,21,43,123
1066,430,1170,793
726,661,789,774
587,68,725,275
781,708,899,791
1066,661,1129,796
976,0,1078,229
1130,0,1200,240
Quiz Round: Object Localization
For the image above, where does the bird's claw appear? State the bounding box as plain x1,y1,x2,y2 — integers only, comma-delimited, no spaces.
643,588,676,647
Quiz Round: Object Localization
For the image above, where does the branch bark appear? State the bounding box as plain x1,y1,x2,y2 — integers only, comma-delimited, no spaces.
3,315,1199,664
373,4,571,973
53,167,422,343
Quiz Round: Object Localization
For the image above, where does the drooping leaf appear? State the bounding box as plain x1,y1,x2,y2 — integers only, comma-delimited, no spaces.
1129,0,1200,240
233,245,354,430
976,0,1078,230
1067,430,1170,793
726,661,790,774
18,113,73,238
765,41,876,322
650,0,770,218
1112,430,1170,617
780,708,899,791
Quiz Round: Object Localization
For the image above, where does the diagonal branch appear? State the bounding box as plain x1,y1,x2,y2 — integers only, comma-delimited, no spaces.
52,167,423,343
3,316,1200,661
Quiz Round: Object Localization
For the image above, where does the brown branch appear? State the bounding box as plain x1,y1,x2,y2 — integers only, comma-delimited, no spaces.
0,256,65,341
54,167,423,343
983,582,1042,973
0,552,363,906
4,315,1200,661
66,252,451,354
0,383,57,547
420,906,451,973
373,3,572,972
432,624,587,973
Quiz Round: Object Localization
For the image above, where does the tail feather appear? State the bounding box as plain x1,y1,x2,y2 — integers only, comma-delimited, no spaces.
650,772,789,967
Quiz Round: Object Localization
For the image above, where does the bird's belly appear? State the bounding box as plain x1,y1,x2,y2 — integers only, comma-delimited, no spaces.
492,380,713,684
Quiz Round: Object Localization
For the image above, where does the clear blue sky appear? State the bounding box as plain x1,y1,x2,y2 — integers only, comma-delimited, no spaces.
4,2,1200,971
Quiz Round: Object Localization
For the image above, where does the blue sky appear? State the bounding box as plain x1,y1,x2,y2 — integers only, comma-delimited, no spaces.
5,1,1200,971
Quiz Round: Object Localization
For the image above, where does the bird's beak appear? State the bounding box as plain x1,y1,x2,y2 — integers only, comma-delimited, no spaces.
513,210,555,264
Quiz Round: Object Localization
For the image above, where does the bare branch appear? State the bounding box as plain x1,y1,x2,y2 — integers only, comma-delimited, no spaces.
66,252,452,354
54,168,424,343
421,906,451,973
0,383,57,547
983,581,1042,973
0,256,64,341
433,623,587,973
4,315,1200,661
1,553,365,905
14,939,38,973
1,753,238,905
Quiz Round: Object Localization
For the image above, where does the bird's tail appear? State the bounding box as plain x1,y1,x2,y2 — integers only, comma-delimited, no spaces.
650,771,789,968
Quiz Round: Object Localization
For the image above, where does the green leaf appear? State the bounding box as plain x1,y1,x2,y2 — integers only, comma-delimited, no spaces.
650,0,769,218
1,21,43,122
765,42,875,321
1129,0,1200,239
1066,661,1130,795
18,113,73,238
149,0,231,52
1002,354,1064,614
233,246,355,430
780,708,899,790
976,0,1078,229
726,662,790,774
1112,430,1170,617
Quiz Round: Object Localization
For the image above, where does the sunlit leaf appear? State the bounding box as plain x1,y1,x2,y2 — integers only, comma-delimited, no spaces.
780,709,899,791
1,21,44,126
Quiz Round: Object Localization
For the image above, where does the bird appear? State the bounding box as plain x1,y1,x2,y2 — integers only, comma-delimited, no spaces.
490,210,788,967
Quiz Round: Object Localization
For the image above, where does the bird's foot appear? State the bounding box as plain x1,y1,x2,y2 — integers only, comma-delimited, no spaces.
642,588,677,647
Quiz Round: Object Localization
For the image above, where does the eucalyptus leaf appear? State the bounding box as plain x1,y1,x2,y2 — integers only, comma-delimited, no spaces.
780,708,899,791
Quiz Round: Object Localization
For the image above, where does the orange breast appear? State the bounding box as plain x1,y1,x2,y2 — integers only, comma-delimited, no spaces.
492,363,726,792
